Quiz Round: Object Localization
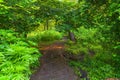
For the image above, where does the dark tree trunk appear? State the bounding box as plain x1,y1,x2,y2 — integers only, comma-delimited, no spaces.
68,30,76,42
46,19,49,30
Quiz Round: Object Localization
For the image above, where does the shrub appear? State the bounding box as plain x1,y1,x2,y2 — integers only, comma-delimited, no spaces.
66,26,118,79
27,31,42,43
27,30,63,42
69,60,115,80
0,29,42,80
40,30,62,41
66,26,103,55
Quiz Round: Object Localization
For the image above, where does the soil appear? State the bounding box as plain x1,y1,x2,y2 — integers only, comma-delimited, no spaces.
30,41,77,80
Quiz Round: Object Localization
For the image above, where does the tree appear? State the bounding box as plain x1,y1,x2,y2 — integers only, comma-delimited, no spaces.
33,0,66,30
0,0,39,35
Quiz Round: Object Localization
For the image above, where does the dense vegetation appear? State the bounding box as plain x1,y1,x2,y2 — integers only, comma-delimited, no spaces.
0,29,41,80
0,0,120,80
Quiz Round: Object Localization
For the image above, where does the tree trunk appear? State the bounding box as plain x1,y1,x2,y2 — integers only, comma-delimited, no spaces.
68,30,76,42
46,19,49,30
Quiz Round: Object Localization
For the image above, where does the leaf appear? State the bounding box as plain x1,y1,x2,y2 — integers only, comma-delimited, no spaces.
114,45,120,49
0,76,9,80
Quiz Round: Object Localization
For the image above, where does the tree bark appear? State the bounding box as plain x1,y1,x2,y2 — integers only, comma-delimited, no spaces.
68,30,76,42
46,19,49,30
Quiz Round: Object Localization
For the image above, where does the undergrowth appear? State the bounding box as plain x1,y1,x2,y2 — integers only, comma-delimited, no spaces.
69,60,115,80
27,30,63,43
66,26,120,80
0,29,42,80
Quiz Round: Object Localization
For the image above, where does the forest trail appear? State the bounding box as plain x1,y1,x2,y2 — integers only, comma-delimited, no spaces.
30,41,77,80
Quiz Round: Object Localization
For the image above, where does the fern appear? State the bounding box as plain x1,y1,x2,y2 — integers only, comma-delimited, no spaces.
0,29,42,80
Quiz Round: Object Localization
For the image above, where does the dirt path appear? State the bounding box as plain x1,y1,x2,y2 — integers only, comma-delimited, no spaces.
30,42,77,80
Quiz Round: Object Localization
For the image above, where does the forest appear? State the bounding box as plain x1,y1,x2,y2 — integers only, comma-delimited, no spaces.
0,0,120,80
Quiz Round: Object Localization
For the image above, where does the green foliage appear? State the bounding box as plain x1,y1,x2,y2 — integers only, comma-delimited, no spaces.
60,1,120,79
0,29,41,80
0,0,120,79
0,0,39,34
74,26,97,40
28,30,63,42
112,42,120,77
69,60,115,80
66,26,103,55
66,26,119,79
40,30,62,41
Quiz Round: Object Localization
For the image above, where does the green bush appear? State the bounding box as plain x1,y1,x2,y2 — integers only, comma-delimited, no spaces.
112,43,120,77
0,29,42,80
66,26,103,55
66,26,118,79
40,30,62,41
27,31,42,43
69,60,115,80
27,30,62,42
